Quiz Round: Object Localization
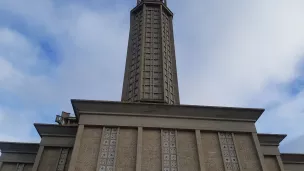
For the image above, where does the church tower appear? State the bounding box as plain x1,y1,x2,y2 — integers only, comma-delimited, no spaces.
121,0,180,104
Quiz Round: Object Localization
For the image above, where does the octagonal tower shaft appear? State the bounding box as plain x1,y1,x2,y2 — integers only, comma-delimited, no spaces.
121,1,180,104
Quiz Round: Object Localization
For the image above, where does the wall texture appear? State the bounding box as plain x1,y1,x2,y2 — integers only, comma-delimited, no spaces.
264,156,280,171
75,127,102,171
67,126,267,171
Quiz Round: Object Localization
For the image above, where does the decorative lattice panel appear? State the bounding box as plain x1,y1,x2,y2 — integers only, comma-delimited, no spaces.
162,129,178,171
56,148,69,171
98,127,118,171
219,132,240,171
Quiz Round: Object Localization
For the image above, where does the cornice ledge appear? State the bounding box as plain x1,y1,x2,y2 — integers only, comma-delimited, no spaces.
258,133,287,146
0,141,39,153
71,99,264,122
34,123,77,138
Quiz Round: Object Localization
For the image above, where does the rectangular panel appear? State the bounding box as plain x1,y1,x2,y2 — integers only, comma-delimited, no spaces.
234,134,262,171
201,132,225,171
0,163,16,171
116,128,137,171
0,153,36,163
177,130,199,171
264,156,280,171
37,147,61,171
75,127,102,171
142,129,161,171
40,137,75,147
260,146,280,156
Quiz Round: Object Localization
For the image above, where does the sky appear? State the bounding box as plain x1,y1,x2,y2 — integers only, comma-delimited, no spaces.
0,0,304,153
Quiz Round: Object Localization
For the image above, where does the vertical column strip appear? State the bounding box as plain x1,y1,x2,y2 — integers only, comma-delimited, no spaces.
232,133,243,171
252,133,267,171
160,4,165,101
113,128,120,171
68,124,84,171
276,155,285,171
32,145,44,171
96,127,106,171
195,130,205,171
0,161,3,170
140,4,146,100
175,129,180,171
136,127,143,171
160,129,165,171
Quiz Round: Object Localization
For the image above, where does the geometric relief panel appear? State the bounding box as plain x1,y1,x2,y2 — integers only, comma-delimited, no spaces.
98,127,118,171
218,132,240,171
234,134,262,171
56,148,69,171
161,129,178,171
201,132,225,171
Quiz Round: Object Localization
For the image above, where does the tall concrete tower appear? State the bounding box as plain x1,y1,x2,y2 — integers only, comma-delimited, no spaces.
121,0,180,104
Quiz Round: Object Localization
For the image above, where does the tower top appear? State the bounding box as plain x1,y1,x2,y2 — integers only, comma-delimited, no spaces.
137,0,167,5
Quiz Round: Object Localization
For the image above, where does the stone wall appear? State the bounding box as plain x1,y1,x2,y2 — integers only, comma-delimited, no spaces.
36,147,72,171
68,126,265,171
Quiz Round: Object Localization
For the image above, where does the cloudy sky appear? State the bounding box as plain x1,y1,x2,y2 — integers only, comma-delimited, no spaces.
0,0,304,153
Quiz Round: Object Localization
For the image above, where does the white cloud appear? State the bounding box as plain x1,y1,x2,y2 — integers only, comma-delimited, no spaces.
0,0,304,153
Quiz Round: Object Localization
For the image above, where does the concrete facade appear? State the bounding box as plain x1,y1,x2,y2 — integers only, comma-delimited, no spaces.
1,1,304,171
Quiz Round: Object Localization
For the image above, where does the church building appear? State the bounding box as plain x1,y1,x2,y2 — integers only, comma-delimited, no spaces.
1,0,303,171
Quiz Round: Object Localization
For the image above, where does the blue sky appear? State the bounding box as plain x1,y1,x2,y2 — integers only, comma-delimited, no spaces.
1,0,304,153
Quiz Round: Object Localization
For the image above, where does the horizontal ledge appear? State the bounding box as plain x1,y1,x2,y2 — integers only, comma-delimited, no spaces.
34,124,77,137
79,111,256,122
79,114,257,133
0,159,35,164
72,99,264,121
257,133,287,145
